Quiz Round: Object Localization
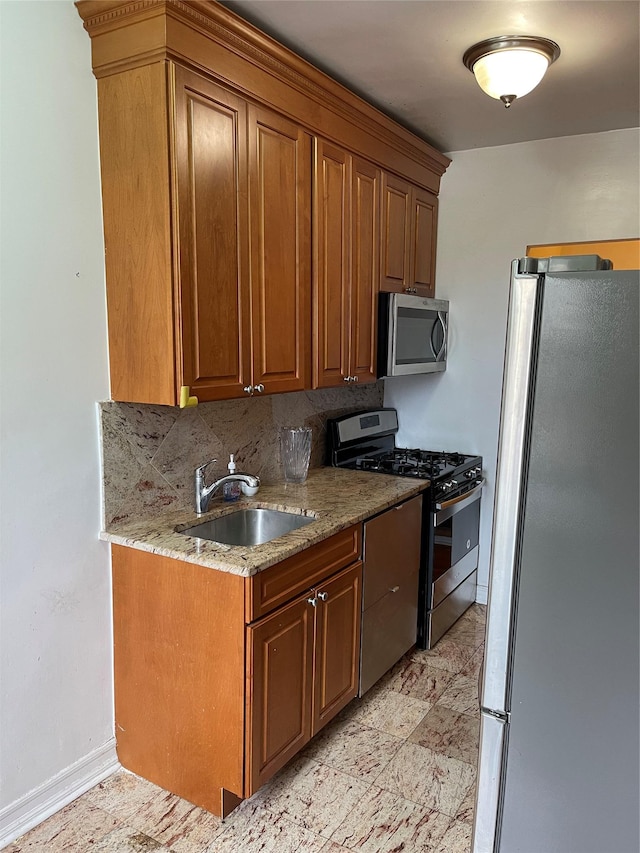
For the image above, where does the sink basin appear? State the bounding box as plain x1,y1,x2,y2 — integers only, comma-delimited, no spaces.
179,508,315,546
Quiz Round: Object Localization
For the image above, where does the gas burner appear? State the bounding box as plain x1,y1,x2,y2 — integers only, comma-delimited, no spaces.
350,447,482,485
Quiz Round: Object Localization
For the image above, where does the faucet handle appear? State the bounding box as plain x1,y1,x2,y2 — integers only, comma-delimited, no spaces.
195,458,217,479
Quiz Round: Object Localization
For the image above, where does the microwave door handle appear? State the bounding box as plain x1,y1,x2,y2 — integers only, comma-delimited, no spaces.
429,317,439,358
435,312,447,360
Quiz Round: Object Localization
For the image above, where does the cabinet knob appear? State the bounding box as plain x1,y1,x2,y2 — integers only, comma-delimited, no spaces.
389,585,400,594
317,591,328,601
254,383,265,393
243,385,253,395
343,376,351,382
307,596,317,607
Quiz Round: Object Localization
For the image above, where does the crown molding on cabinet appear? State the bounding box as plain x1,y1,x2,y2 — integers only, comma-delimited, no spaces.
75,0,450,192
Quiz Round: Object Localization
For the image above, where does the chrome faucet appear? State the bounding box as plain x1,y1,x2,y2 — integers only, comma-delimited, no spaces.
194,459,260,514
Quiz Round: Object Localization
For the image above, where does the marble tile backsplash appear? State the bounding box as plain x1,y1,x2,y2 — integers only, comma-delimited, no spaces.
99,383,384,526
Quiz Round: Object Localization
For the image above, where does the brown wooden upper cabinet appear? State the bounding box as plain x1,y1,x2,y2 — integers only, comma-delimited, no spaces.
77,0,450,406
313,139,380,388
247,105,311,397
381,173,438,298
98,64,310,406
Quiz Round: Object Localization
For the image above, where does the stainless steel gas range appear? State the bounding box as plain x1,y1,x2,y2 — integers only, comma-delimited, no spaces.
327,408,484,648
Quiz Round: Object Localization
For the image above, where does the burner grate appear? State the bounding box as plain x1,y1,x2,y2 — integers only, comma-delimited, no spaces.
351,447,479,483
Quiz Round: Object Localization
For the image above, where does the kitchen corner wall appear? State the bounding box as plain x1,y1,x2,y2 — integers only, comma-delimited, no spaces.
0,1,113,843
100,384,383,526
386,127,640,603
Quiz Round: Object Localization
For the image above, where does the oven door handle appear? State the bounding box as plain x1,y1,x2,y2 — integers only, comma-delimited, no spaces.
435,479,484,512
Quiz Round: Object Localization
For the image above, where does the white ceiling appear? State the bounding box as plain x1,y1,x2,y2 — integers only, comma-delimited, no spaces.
222,0,640,153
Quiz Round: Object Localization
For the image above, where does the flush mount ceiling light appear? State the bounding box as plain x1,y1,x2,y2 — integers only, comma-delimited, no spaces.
463,35,561,108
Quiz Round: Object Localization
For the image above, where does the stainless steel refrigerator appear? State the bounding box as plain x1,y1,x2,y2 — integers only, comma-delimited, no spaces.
473,257,639,853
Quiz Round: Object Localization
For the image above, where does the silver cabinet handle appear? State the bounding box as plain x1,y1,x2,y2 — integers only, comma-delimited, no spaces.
307,596,317,607
352,375,359,382
343,376,351,382
243,385,253,395
254,383,265,393
317,591,328,601
389,585,400,593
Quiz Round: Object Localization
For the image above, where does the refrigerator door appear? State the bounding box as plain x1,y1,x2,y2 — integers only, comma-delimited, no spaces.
498,271,639,852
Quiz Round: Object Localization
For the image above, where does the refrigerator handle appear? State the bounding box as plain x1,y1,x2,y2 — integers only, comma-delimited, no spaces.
481,266,540,715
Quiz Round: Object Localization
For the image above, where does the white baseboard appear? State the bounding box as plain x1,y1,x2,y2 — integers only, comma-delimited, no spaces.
475,585,488,605
0,739,119,848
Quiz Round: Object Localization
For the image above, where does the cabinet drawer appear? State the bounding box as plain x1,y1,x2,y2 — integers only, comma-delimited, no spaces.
246,525,362,621
362,495,422,609
360,567,419,696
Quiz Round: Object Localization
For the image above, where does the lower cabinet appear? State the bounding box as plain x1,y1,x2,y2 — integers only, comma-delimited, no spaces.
110,525,362,818
246,561,362,794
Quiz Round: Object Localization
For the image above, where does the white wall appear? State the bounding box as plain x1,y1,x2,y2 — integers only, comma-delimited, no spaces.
386,128,640,602
0,1,114,843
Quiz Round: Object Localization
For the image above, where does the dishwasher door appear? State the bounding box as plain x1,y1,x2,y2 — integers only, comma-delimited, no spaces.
360,494,423,695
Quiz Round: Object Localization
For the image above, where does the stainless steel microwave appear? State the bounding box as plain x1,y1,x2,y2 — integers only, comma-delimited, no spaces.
377,292,449,378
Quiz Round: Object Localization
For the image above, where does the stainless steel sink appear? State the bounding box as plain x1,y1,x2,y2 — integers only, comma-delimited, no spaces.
179,508,315,546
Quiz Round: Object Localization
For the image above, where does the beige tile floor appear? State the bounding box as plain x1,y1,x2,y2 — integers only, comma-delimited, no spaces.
6,604,486,853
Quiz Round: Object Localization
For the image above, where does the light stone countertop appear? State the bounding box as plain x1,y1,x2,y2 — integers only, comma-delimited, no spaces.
100,466,429,577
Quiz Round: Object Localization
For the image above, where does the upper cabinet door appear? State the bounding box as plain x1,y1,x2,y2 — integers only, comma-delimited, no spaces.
410,187,437,298
381,173,437,298
248,106,311,395
313,139,350,388
381,173,412,291
174,67,252,401
313,142,380,388
350,156,380,383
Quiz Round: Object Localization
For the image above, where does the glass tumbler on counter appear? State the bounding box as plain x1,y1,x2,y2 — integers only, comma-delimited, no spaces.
280,426,312,483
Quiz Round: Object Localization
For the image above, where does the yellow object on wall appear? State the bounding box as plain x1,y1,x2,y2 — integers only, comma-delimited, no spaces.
526,238,640,270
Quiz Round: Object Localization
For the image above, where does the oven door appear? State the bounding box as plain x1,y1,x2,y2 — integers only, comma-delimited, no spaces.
426,480,484,648
378,292,448,377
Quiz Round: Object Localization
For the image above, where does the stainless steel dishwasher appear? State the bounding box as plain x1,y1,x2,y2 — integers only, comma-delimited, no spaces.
359,494,423,695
